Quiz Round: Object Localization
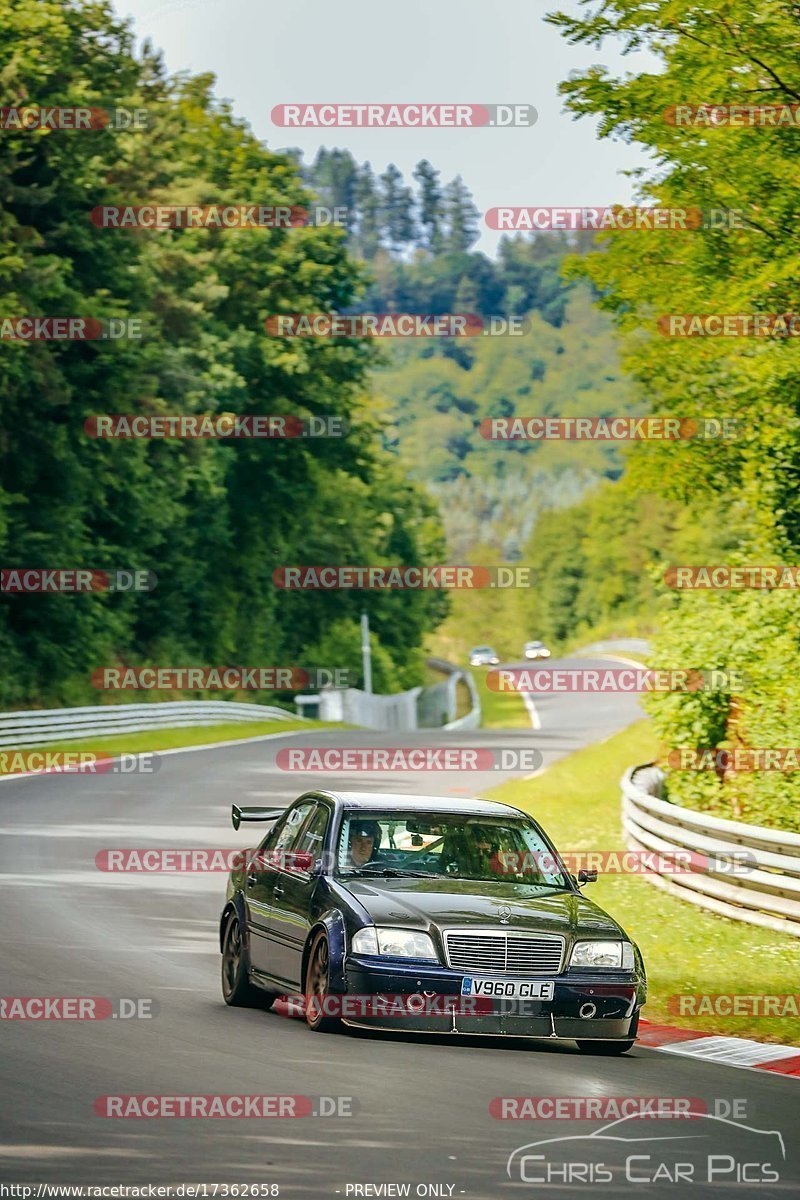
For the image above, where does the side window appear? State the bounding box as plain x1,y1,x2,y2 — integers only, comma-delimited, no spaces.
295,804,330,866
272,803,314,854
259,813,289,853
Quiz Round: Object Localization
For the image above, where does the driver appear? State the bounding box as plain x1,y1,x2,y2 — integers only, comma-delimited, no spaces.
469,824,505,877
344,820,382,869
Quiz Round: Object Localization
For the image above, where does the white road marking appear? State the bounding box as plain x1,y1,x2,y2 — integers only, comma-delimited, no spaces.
522,692,541,730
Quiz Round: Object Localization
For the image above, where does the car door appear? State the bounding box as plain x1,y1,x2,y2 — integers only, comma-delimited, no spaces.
265,801,331,989
246,802,314,975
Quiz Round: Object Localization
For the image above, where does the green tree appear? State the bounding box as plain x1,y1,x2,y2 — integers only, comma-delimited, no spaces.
379,163,417,252
413,159,444,253
548,0,800,827
353,162,381,258
442,176,479,253
0,0,447,707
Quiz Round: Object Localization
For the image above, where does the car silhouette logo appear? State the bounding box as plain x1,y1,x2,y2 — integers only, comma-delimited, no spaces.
506,1112,786,1181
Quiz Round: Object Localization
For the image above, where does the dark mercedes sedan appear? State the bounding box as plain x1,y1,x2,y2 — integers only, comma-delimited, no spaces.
219,792,646,1053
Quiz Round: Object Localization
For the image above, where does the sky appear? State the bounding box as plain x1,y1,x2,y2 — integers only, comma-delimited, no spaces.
112,0,657,255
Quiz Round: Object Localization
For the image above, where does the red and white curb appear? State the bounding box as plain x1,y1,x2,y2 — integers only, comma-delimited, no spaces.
638,1019,800,1077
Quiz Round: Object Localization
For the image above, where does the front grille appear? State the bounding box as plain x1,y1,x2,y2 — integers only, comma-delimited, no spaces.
444,929,564,974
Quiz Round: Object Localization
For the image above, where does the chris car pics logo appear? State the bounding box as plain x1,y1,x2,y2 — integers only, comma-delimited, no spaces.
506,1113,785,1185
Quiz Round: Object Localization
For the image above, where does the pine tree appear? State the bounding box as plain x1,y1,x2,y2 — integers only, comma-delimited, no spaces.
413,159,444,253
354,162,380,258
379,163,417,253
443,176,479,253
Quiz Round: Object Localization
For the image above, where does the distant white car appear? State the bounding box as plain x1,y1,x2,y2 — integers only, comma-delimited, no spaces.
468,645,500,666
523,640,551,660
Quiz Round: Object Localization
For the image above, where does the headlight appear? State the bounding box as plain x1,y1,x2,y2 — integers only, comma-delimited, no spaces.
570,941,634,969
351,927,438,960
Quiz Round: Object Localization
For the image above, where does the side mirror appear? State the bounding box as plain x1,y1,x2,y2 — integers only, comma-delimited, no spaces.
577,869,598,885
289,850,315,873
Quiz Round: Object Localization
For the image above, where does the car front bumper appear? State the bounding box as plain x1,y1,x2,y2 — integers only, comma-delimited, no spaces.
343,956,644,1039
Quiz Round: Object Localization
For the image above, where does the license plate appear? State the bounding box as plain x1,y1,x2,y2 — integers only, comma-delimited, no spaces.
460,977,555,999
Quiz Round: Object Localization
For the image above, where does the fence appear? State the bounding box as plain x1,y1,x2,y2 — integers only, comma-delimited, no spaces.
307,659,480,732
622,763,800,938
0,701,298,748
317,687,423,731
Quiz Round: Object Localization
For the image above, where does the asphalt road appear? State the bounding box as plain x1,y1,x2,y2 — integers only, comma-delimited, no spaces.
0,655,797,1198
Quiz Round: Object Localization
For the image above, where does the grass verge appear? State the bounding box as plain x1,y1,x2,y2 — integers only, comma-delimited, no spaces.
0,718,323,766
474,670,531,730
485,720,799,1045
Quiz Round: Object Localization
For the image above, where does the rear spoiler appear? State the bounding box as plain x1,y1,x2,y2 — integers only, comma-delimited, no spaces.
231,804,283,831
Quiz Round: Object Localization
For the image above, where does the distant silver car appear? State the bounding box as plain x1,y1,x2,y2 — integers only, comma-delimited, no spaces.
524,640,551,660
469,645,500,667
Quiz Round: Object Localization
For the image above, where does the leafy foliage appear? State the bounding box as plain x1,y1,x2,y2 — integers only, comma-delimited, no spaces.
546,0,800,828
0,0,446,707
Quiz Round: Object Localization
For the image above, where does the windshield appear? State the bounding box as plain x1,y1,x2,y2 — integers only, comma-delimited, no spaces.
336,811,570,888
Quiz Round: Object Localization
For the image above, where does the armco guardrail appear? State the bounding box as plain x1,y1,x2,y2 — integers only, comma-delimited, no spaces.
420,658,480,730
0,701,299,748
622,762,800,938
580,638,652,657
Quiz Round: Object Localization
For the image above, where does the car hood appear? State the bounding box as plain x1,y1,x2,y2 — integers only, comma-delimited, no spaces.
343,877,625,940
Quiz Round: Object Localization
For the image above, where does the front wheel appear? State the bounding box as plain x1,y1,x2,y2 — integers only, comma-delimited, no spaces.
304,932,342,1033
221,912,274,1008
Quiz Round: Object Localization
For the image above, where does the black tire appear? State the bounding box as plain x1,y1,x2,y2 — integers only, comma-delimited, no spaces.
304,932,342,1033
221,912,275,1008
576,1012,638,1055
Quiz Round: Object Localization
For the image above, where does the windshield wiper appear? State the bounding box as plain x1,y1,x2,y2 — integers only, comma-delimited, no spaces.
346,866,433,879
